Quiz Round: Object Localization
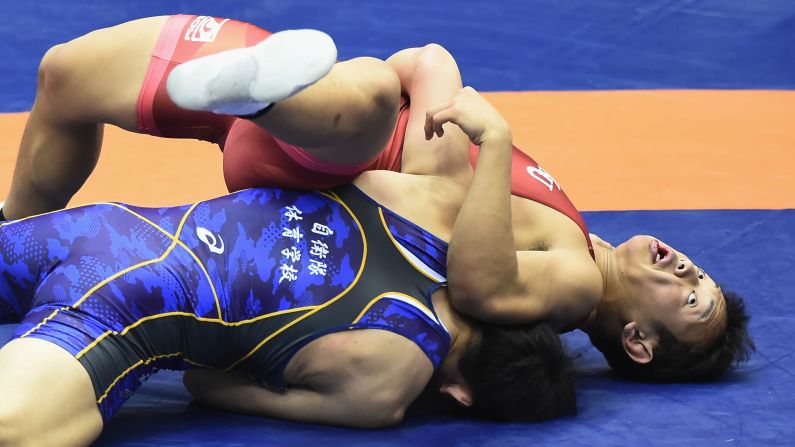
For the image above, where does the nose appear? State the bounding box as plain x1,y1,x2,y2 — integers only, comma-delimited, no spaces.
675,257,698,281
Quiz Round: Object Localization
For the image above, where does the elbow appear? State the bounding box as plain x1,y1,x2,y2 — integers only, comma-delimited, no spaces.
358,407,406,428
446,285,480,315
356,392,408,428
381,407,407,427
447,254,521,322
447,281,518,324
447,279,497,317
377,397,408,427
446,252,504,308
446,261,480,303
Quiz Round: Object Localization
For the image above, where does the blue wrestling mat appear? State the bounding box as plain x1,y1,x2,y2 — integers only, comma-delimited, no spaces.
0,209,791,445
2,0,794,445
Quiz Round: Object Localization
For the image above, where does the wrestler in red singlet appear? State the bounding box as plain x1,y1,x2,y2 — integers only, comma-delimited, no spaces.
138,15,594,331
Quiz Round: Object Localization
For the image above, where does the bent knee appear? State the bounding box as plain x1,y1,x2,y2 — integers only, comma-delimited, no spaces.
37,44,71,94
36,41,92,104
359,58,401,108
339,57,401,121
414,43,456,71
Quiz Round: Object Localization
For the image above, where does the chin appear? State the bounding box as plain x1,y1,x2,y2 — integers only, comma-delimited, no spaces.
613,235,656,264
616,235,652,251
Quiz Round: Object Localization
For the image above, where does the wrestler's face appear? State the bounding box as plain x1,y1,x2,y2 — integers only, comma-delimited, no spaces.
612,235,727,347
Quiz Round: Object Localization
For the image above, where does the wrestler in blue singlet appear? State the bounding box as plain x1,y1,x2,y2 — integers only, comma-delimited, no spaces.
0,185,450,422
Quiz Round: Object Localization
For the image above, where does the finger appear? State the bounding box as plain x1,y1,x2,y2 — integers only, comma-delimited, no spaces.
431,109,456,138
424,112,435,140
425,98,453,117
425,100,453,140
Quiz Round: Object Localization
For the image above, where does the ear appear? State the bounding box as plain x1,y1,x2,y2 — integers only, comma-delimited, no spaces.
439,383,473,407
621,322,658,365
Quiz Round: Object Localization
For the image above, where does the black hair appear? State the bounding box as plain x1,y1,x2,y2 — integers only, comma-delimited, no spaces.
457,321,576,421
588,289,754,382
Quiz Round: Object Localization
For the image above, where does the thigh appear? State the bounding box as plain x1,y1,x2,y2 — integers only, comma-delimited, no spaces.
223,119,361,191
254,57,402,165
142,15,270,142
0,338,102,447
0,203,176,328
39,16,169,129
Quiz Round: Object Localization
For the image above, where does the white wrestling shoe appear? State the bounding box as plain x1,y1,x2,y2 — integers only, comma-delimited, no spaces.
166,29,337,116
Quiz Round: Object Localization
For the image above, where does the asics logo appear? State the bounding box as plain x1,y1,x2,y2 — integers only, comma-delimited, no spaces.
526,165,562,192
197,227,225,254
184,16,229,43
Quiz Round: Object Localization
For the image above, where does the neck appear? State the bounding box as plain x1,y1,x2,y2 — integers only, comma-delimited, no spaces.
432,290,476,381
580,244,624,337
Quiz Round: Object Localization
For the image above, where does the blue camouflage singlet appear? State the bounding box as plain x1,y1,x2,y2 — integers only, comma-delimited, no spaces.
0,184,451,422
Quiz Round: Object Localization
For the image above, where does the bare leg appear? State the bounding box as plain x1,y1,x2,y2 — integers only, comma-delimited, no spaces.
253,57,401,165
0,339,102,446
3,17,169,220
168,34,402,166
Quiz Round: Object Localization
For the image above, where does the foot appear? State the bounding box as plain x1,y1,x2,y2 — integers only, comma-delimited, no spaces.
166,29,337,115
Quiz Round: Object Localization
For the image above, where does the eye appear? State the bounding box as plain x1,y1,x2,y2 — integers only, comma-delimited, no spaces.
697,268,705,280
687,291,698,306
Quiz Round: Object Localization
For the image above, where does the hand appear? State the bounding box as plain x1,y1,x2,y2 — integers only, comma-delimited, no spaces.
424,86,511,146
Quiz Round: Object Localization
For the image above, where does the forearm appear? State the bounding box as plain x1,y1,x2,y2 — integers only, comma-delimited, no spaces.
184,369,266,414
447,131,519,306
183,369,403,428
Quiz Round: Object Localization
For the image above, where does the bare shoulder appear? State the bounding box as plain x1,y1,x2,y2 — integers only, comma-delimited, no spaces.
329,330,434,382
354,171,464,239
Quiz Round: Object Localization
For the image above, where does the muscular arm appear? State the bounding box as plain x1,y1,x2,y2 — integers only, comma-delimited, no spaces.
183,370,402,428
428,88,600,325
388,48,601,324
183,332,433,428
385,45,472,181
439,96,529,321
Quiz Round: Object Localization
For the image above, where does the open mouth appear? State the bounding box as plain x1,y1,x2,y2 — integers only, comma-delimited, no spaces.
651,240,673,266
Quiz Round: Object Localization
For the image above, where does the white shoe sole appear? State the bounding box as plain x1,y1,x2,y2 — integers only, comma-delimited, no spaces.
167,29,337,114
249,29,337,104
